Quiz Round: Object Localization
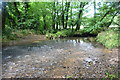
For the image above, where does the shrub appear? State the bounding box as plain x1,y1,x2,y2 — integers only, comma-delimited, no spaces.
3,29,36,42
46,29,74,39
97,28,120,49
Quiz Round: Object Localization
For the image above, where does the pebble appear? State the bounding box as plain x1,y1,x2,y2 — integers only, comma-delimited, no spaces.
2,38,118,78
6,56,12,59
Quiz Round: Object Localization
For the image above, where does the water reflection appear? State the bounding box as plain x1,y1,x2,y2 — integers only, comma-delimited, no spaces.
2,37,98,60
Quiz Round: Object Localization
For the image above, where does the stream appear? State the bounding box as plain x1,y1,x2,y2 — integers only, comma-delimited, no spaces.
2,37,119,78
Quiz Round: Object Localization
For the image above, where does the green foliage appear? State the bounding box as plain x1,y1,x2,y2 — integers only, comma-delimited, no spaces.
105,72,118,80
90,26,103,35
74,29,87,35
3,2,119,44
97,28,120,48
3,29,35,42
46,33,55,39
66,75,73,78
46,29,74,39
74,26,103,36
3,25,13,35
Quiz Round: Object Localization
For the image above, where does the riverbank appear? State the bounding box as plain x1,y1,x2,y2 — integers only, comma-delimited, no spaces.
46,28,120,49
2,28,119,49
96,28,120,49
2,34,46,47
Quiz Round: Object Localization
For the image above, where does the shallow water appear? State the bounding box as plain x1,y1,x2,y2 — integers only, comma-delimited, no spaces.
2,37,118,78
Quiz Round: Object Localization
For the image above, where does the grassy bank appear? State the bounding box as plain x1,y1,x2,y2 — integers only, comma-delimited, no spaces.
3,27,119,49
96,28,120,49
2,29,36,42
45,28,99,39
46,28,120,49
46,29,75,39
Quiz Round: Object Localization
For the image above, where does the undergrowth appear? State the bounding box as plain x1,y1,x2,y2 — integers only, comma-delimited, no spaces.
96,28,120,49
46,29,74,39
3,29,36,42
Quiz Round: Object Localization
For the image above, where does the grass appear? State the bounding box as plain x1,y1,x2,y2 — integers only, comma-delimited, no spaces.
46,28,120,49
105,72,117,79
3,27,119,49
46,29,75,39
96,28,120,49
3,29,36,42
46,27,103,39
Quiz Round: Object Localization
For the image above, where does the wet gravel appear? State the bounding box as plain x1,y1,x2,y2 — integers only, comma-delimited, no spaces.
2,37,119,78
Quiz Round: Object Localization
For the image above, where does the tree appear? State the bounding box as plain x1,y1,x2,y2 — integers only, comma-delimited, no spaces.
3,2,119,36
75,2,88,31
2,2,7,31
62,0,65,29
52,2,56,30
56,2,59,30
65,2,70,29
93,0,96,25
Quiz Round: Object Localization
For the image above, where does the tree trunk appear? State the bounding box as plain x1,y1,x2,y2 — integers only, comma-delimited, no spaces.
13,2,22,28
75,2,87,31
56,2,59,30
43,15,47,30
107,11,118,27
7,11,16,29
23,2,29,29
2,2,7,32
24,2,29,18
100,2,117,22
70,2,73,31
62,0,64,29
94,0,96,25
65,2,70,29
14,2,20,20
6,3,17,29
100,10,111,22
52,2,56,30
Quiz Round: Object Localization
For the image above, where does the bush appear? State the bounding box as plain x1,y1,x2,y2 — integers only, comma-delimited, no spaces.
97,28,120,49
3,29,36,42
46,29,74,39
74,26,103,36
